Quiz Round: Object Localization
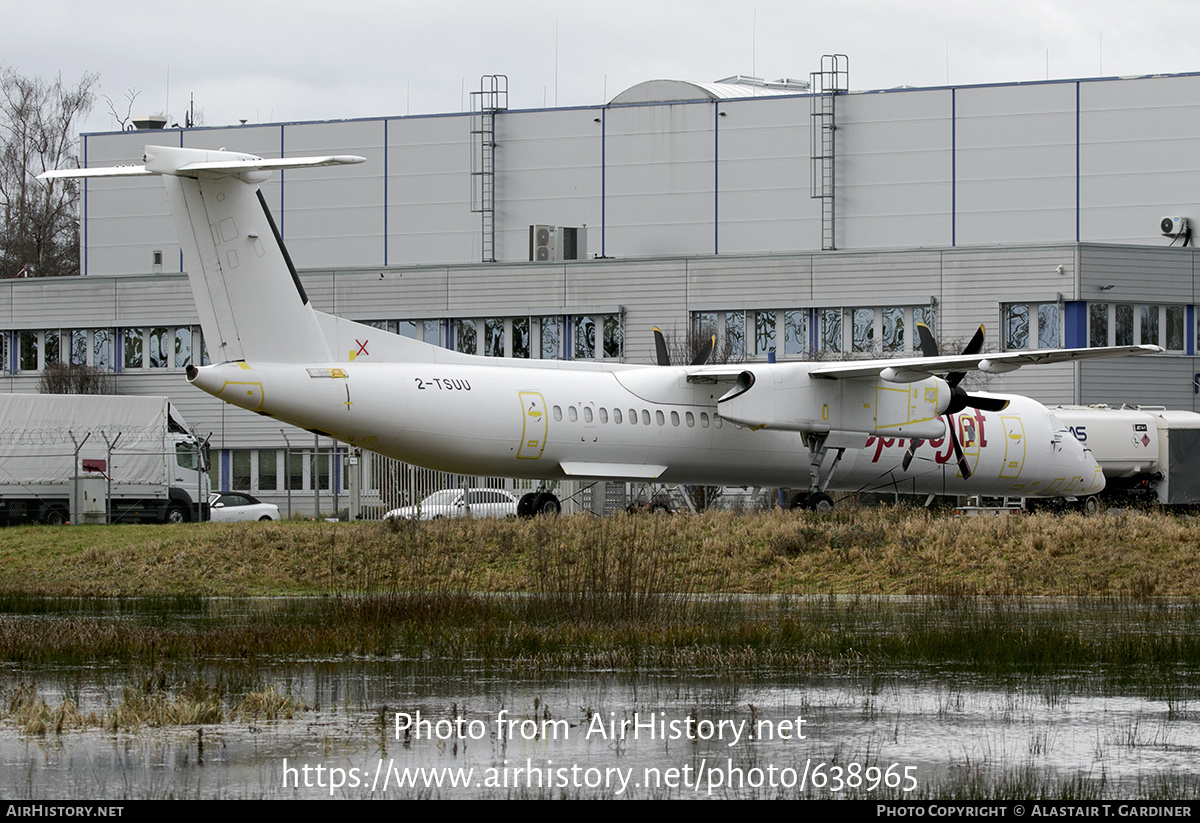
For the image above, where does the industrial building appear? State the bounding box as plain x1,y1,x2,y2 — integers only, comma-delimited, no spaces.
3,59,1200,515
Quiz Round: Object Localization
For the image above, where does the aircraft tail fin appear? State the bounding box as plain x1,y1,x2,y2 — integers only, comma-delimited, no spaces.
43,145,365,364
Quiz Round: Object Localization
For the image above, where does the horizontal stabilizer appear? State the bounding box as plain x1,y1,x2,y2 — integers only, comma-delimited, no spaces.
39,146,365,182
39,164,152,179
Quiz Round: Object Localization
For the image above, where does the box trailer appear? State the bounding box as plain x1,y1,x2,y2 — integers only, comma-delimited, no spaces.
0,395,210,524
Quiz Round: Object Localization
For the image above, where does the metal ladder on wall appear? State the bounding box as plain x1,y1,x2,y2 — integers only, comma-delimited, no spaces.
809,55,848,251
470,75,508,263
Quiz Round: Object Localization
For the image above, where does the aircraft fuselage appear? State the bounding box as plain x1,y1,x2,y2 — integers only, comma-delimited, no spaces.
189,359,1102,499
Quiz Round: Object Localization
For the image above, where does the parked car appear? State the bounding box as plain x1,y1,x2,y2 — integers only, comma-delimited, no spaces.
384,488,519,521
208,491,281,522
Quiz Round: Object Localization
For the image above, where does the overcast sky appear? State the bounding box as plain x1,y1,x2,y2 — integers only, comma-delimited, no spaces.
8,0,1200,136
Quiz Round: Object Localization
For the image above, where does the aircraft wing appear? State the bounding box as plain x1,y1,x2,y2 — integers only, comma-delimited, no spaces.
807,344,1163,381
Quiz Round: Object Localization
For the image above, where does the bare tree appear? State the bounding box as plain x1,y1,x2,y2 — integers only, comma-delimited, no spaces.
0,67,98,278
103,86,141,131
38,362,112,394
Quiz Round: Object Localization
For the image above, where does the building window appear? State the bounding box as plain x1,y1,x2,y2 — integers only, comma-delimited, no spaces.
819,309,842,353
455,319,477,355
540,316,560,359
512,317,530,358
1089,304,1108,348
1038,304,1059,349
19,331,38,371
881,307,905,353
695,305,932,360
231,450,252,489
69,330,87,366
149,327,170,367
725,312,745,357
1003,303,1059,350
1088,303,1187,352
44,330,60,366
783,310,807,356
175,327,192,368
754,311,775,356
483,318,504,357
258,450,278,491
573,315,595,359
602,314,623,359
94,330,113,370
123,328,143,369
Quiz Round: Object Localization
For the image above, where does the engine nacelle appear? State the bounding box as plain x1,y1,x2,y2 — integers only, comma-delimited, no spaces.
718,365,950,439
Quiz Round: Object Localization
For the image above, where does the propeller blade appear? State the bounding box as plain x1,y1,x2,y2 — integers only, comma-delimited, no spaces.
965,394,1010,413
962,325,985,356
690,334,715,366
653,327,671,367
947,325,986,388
948,416,972,480
902,439,922,471
915,322,939,358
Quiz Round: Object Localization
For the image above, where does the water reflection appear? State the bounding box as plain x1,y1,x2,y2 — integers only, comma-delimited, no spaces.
2,598,1199,799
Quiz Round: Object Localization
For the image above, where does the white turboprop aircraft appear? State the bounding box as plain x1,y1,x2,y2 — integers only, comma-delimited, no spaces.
44,146,1161,514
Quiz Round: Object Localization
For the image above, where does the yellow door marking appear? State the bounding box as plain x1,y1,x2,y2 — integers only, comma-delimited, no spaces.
999,415,1026,479
517,391,548,459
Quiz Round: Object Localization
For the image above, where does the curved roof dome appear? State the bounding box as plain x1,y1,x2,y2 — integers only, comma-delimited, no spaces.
610,76,809,105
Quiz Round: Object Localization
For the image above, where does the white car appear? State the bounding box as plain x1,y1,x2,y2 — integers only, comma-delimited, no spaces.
208,491,281,522
384,488,519,521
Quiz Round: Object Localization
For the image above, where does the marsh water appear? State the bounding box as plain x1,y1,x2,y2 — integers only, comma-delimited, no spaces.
2,596,1199,800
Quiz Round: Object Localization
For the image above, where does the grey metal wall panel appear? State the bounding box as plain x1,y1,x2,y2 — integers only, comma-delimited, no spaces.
938,247,1077,342
955,83,1077,245
567,259,687,364
0,278,119,327
281,120,387,268
714,97,816,255
986,363,1076,406
80,133,180,276
604,102,715,257
494,109,603,262
1078,246,1195,303
1080,75,1200,246
311,268,452,318
812,252,942,306
387,114,476,265
443,263,569,316
1080,357,1199,411
838,89,954,249
686,256,814,307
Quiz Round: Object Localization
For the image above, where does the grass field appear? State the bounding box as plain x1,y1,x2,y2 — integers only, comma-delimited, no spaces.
0,507,1196,597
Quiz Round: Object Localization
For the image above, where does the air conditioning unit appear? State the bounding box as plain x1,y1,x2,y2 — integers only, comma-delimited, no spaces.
1161,216,1189,237
529,225,588,261
530,224,556,261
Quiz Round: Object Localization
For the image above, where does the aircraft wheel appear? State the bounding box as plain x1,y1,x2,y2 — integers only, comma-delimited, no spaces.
532,493,561,516
788,494,808,511
1082,496,1102,516
517,493,537,518
806,492,835,514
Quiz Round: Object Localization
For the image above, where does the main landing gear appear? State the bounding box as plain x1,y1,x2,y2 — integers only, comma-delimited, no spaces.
517,487,561,517
788,432,844,513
